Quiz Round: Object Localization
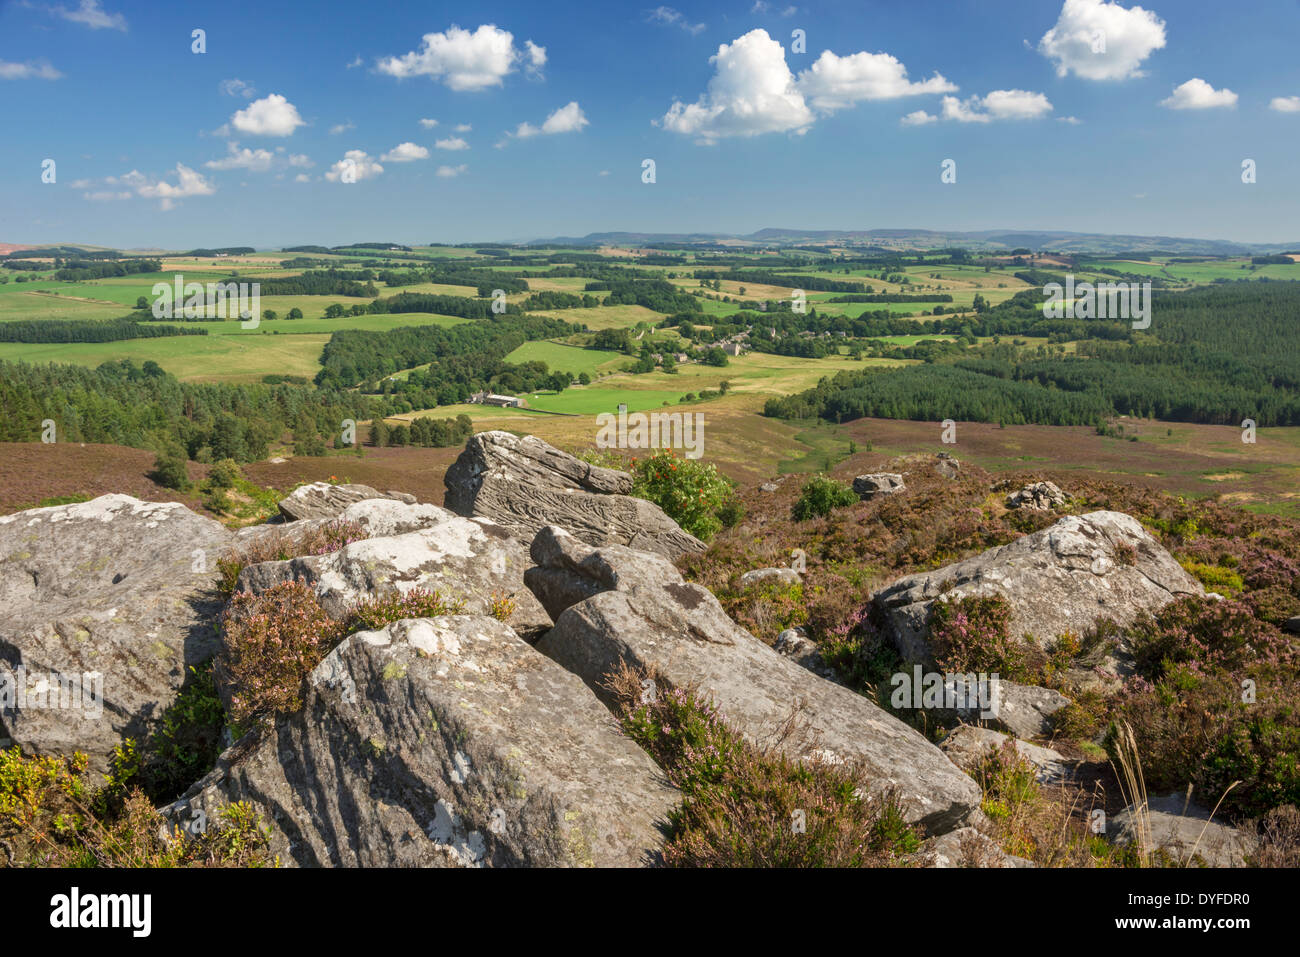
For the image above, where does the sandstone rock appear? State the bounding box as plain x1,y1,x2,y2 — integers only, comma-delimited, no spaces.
1284,616,1300,635
523,525,683,622
0,495,231,773
1006,481,1068,511
166,616,678,867
853,473,905,500
443,431,705,559
939,725,1069,783
531,548,981,833
910,826,1034,868
938,678,1070,740
1110,794,1256,867
759,482,780,493
773,628,837,682
234,512,551,637
739,567,802,588
873,511,1204,663
935,454,961,479
278,482,416,522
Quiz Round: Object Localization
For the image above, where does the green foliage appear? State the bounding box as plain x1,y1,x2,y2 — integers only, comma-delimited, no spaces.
150,453,190,491
630,449,739,542
791,475,857,521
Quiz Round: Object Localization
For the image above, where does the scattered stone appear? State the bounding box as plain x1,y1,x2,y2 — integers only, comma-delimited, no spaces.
1110,793,1256,867
935,454,961,479
739,567,802,588
939,725,1070,783
1283,616,1300,635
872,511,1204,663
444,431,704,559
909,826,1034,868
1006,481,1068,511
852,473,905,500
166,616,678,867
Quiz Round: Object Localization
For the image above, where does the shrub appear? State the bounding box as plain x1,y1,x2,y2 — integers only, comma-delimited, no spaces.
216,519,366,597
927,594,1031,680
208,458,243,489
630,449,739,542
605,666,919,867
791,475,857,521
150,453,190,491
341,587,463,633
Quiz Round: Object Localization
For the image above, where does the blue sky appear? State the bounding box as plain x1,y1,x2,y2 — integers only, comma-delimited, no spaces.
2,0,1298,247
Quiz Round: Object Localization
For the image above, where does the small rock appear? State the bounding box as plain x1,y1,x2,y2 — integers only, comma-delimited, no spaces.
852,473,905,500
1110,794,1256,867
739,567,802,588
909,827,1034,868
1006,481,1068,511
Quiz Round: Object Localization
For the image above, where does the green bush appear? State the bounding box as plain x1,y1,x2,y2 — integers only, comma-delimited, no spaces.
150,453,190,491
630,449,739,542
791,475,857,521
208,458,243,489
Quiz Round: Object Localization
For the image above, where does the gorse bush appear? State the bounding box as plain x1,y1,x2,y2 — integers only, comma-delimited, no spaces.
630,449,740,542
606,666,919,867
791,475,857,521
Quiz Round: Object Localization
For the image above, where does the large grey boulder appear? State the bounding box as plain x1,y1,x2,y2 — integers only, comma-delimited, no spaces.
166,616,677,867
278,482,416,522
234,512,550,637
523,525,682,622
0,495,230,773
872,511,1204,663
1109,794,1256,867
444,431,705,559
527,534,981,834
853,473,905,501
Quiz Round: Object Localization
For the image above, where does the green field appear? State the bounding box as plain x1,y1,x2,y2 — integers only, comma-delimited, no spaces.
504,340,626,377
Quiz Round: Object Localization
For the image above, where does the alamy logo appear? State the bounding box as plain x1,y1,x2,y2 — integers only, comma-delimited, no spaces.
50,888,151,937
890,666,1000,720
0,665,103,719
595,403,704,459
1042,275,1151,329
152,275,261,327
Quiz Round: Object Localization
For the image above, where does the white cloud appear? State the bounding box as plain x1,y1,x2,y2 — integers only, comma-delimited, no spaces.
419,118,439,129
751,1,798,12
376,24,545,91
514,101,589,138
598,169,610,176
797,49,956,112
53,0,126,31
346,55,363,69
435,136,470,151
1269,96,1300,113
381,142,430,162
1057,115,1083,124
660,29,813,140
231,94,306,136
939,89,1053,123
325,149,383,182
329,122,355,135
1037,0,1166,81
660,29,954,141
455,123,472,132
648,7,706,36
134,164,216,210
219,78,256,99
84,190,132,201
437,164,468,178
295,173,311,183
900,110,936,126
1160,78,1238,110
0,59,62,80
205,143,276,172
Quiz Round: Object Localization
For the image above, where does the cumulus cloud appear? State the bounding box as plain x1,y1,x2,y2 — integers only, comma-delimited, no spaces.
437,164,468,177
513,101,589,138
53,0,126,31
659,29,955,141
0,59,62,80
900,110,936,126
647,7,706,36
419,118,439,128
133,164,215,210
1269,96,1300,113
381,142,430,162
376,24,545,91
219,78,256,98
455,123,472,132
1037,0,1166,81
939,89,1053,123
325,149,383,182
435,137,469,150
1160,78,1238,110
205,143,275,172
230,94,306,136
329,122,355,135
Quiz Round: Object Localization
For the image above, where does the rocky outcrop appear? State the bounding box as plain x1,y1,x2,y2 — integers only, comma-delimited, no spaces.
0,495,231,773
526,530,981,834
444,431,705,559
166,616,678,867
235,507,551,637
934,453,961,479
523,525,682,622
872,511,1204,663
1109,794,1256,867
1006,481,1068,511
853,473,905,500
278,482,416,522
773,628,837,682
939,726,1070,783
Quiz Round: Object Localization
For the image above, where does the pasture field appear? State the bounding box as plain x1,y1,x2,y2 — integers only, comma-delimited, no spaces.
503,340,626,378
